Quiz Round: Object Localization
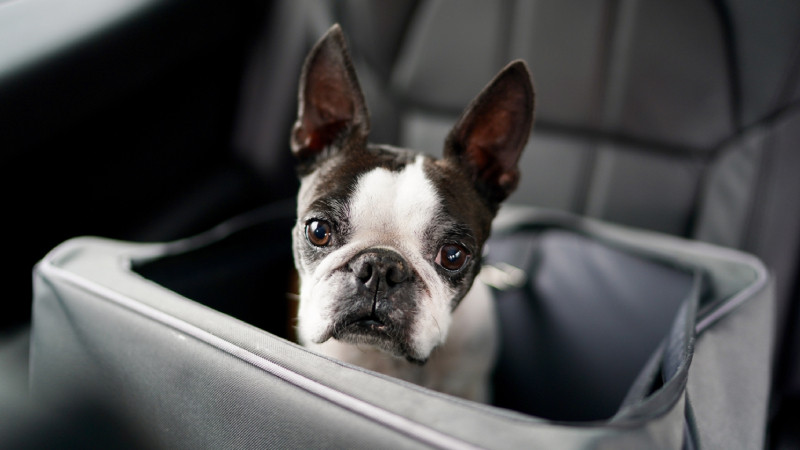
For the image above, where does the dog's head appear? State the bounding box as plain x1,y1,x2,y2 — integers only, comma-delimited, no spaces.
291,25,534,363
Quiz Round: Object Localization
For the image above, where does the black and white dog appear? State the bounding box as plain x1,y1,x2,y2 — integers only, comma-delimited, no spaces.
291,25,534,402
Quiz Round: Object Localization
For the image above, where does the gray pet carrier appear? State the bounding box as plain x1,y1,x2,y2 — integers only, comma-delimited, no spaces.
30,202,773,449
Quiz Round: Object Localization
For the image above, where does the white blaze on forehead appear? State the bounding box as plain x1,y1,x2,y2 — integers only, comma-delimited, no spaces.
348,155,440,248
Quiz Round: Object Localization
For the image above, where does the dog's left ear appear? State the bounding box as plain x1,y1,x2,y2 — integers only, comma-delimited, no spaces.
444,61,534,207
291,24,369,163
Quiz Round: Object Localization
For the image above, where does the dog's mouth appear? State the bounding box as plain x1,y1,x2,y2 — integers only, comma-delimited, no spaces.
332,312,392,341
327,288,403,344
346,315,388,332
323,309,426,364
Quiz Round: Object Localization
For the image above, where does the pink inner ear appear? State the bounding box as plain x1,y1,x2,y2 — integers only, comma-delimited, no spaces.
297,58,356,150
294,120,350,157
292,26,369,158
308,70,355,122
296,71,355,152
467,109,514,166
446,61,534,204
463,93,528,177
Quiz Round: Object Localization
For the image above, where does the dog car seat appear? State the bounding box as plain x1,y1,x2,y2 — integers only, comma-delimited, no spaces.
30,201,772,448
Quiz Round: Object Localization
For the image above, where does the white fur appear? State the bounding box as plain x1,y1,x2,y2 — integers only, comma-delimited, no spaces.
307,280,498,402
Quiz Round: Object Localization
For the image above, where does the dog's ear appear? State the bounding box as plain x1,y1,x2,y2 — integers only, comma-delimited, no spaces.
291,24,369,163
444,60,534,207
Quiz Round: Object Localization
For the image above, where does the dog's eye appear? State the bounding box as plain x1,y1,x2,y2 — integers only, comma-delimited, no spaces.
306,220,332,246
435,244,470,272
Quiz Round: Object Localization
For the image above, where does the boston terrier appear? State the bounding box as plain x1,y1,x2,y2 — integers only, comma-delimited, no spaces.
291,24,534,402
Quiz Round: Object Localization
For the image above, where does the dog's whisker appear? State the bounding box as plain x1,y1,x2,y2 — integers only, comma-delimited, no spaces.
430,313,443,341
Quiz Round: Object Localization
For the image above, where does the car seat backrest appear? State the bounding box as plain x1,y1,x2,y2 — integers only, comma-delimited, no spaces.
329,0,800,403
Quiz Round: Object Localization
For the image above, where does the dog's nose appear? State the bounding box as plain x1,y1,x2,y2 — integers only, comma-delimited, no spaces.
350,249,411,289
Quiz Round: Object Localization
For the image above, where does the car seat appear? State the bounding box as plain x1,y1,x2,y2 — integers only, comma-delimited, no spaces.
14,0,800,448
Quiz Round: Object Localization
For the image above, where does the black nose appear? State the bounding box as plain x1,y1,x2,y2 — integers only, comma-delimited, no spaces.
349,249,411,290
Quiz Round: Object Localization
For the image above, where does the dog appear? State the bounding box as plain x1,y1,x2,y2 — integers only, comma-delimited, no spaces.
290,24,534,402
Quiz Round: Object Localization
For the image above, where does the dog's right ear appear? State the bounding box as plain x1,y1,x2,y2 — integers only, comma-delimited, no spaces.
291,24,369,164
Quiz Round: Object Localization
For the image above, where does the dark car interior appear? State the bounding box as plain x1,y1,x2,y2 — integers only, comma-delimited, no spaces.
1,0,799,447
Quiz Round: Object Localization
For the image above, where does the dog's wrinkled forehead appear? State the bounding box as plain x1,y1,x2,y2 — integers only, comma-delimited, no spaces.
299,145,415,210
298,144,496,256
300,145,438,237
348,155,439,247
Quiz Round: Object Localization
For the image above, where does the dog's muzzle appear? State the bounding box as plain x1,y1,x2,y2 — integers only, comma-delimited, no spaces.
326,248,423,360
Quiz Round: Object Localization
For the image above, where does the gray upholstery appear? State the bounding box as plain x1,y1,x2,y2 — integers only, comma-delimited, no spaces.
488,229,696,421
30,205,773,448
325,0,800,422
16,0,800,446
